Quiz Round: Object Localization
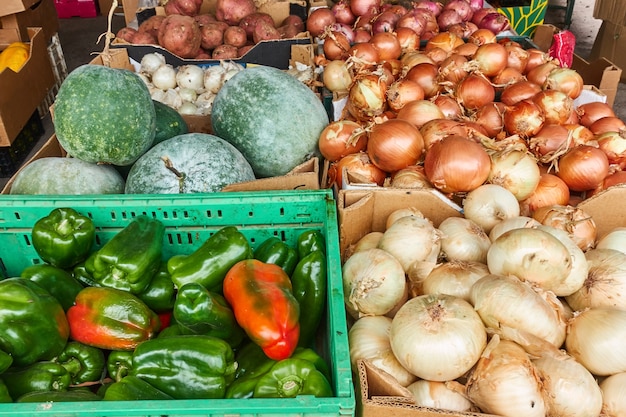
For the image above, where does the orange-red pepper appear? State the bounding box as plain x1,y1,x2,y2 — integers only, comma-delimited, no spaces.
223,259,300,360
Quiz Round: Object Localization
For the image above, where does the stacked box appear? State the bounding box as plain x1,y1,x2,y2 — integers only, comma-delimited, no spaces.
0,190,355,416
0,110,42,177
0,0,60,43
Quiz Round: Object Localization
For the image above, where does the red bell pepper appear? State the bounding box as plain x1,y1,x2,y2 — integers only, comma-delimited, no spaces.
66,287,161,351
223,259,300,360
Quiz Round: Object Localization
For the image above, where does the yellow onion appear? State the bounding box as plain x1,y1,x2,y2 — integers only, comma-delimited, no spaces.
378,215,442,272
488,216,541,242
390,294,487,381
385,207,425,229
600,372,626,417
565,248,626,311
595,227,626,254
565,307,626,376
437,217,491,263
406,380,473,412
462,184,520,234
342,248,407,318
487,227,572,295
488,148,541,201
466,336,545,417
531,205,597,252
470,274,567,348
421,260,489,302
348,315,417,387
533,349,603,417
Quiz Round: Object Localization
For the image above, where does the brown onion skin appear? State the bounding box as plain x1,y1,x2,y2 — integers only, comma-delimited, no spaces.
519,173,570,216
318,120,368,162
370,31,402,60
405,62,441,98
499,80,542,106
328,152,387,188
503,99,545,138
529,124,572,159
387,79,425,112
473,102,505,138
424,135,491,194
367,119,425,172
396,99,445,129
306,7,336,37
588,170,626,197
577,102,616,127
557,145,610,192
589,116,626,136
532,89,574,125
455,73,495,110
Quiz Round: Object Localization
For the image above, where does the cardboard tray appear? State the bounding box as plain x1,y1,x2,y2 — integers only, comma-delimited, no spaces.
0,27,55,147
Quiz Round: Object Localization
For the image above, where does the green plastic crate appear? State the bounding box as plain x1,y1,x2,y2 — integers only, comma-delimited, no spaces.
0,189,355,417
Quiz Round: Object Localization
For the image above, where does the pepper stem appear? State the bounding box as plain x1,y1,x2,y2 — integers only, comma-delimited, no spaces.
279,376,303,397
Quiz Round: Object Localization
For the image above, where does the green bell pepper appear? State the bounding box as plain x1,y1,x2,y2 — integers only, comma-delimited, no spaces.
103,375,173,401
31,207,96,269
106,351,133,382
85,215,165,294
72,262,101,288
296,230,326,260
0,380,11,403
54,341,106,385
2,361,71,399
173,282,244,346
292,250,327,348
17,389,102,402
253,357,332,398
0,278,69,367
131,335,237,399
253,237,298,276
20,264,85,311
167,226,252,291
136,262,176,313
0,350,12,374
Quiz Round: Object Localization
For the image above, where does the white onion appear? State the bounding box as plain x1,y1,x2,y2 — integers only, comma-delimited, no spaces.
140,52,166,75
489,216,541,242
195,92,216,115
565,307,626,376
378,216,442,272
421,260,489,302
151,64,177,90
565,248,626,311
177,87,197,103
488,149,541,201
390,294,487,382
204,65,227,94
595,227,626,254
536,225,588,297
466,336,546,417
175,64,205,93
600,372,626,417
532,350,603,417
348,315,417,387
463,184,520,233
161,88,183,109
487,227,572,295
350,232,384,256
385,207,424,229
178,101,199,115
342,248,407,318
406,380,473,412
470,274,567,348
438,217,490,263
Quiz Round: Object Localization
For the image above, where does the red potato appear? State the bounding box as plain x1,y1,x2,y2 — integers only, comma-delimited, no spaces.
238,44,254,56
164,0,203,16
200,22,227,50
212,44,239,59
215,0,257,25
138,15,166,39
223,26,248,47
157,14,202,58
277,23,300,39
131,31,157,44
194,13,217,26
281,15,304,33
253,21,281,44
239,12,275,39
195,49,212,59
116,27,137,42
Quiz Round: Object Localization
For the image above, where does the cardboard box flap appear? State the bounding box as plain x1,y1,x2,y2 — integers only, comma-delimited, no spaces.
358,360,414,401
593,0,626,26
222,157,320,191
0,0,39,18
578,185,626,240
89,48,136,71
337,189,462,260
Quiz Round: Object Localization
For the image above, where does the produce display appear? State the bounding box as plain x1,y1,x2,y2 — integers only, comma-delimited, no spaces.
114,0,306,60
0,209,331,403
345,199,626,416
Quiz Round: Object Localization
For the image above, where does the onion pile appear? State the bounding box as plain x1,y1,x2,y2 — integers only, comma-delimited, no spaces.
318,1,626,214
343,203,626,417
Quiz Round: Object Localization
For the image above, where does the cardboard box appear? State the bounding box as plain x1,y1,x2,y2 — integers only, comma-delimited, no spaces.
1,134,321,193
593,0,626,27
0,27,55,146
590,20,626,84
0,0,40,18
0,0,59,43
495,0,548,37
533,24,623,106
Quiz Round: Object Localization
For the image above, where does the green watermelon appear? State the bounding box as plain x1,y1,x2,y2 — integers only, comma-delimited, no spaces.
211,66,328,178
53,64,156,166
153,100,188,145
125,133,255,194
10,157,125,195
